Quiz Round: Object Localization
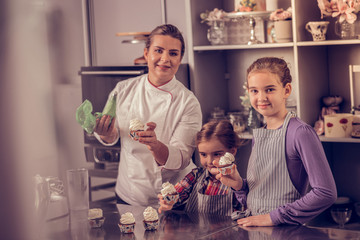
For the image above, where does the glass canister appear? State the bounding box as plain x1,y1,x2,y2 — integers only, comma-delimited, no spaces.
207,20,228,45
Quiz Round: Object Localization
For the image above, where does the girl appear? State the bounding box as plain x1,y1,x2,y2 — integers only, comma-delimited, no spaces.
213,57,337,226
158,120,244,216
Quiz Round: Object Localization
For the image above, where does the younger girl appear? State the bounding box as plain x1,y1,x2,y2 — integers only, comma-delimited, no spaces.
213,57,337,226
158,120,244,216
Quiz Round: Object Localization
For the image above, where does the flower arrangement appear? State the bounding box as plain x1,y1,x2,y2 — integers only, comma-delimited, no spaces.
200,8,228,24
235,0,257,12
269,7,292,21
317,0,360,24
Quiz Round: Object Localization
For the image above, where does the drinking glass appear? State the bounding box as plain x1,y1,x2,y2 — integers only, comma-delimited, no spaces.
330,207,352,228
66,168,89,211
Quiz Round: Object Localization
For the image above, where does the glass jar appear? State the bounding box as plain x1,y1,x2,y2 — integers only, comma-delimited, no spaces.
335,19,355,39
207,20,228,45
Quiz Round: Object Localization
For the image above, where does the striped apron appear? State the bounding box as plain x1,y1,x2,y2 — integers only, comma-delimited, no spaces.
246,112,301,216
184,170,233,216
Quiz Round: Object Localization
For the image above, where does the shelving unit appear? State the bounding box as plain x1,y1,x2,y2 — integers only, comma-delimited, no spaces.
185,0,360,143
185,0,360,201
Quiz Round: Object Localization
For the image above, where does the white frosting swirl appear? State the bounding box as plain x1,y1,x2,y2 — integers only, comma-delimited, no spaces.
129,118,144,131
143,206,158,221
120,212,135,224
161,182,176,196
219,152,235,166
88,208,103,219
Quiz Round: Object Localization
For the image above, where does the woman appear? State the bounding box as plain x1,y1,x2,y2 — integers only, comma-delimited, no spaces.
94,24,202,206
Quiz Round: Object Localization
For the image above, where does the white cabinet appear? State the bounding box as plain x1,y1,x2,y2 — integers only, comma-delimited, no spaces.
185,0,360,143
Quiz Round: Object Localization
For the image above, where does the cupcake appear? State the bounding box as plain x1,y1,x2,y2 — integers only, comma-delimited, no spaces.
217,152,235,175
129,118,145,140
88,208,105,228
118,212,136,234
143,206,159,231
161,182,179,205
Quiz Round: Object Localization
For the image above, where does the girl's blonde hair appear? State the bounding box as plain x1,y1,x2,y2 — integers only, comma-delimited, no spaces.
247,57,292,87
196,120,243,149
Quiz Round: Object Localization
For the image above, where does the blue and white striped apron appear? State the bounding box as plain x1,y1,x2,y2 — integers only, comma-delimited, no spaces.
246,112,301,216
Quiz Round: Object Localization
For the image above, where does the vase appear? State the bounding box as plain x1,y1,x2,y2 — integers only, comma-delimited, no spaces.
274,20,293,43
335,19,355,39
207,20,227,45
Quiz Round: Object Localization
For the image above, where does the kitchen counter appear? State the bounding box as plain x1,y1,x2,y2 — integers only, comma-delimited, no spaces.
42,202,360,240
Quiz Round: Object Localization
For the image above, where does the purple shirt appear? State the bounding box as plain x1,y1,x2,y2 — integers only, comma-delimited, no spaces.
235,117,337,225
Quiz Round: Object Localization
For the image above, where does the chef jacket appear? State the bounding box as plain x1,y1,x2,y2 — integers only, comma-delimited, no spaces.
95,74,202,206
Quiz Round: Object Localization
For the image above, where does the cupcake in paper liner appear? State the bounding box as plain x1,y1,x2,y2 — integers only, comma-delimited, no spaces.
161,182,179,205
218,152,235,175
143,206,159,231
88,208,105,228
118,212,136,234
129,118,145,140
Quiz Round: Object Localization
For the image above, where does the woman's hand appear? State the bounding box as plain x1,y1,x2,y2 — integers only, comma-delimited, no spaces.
211,160,243,190
94,115,118,143
138,122,169,165
157,194,174,213
138,122,159,150
237,214,274,227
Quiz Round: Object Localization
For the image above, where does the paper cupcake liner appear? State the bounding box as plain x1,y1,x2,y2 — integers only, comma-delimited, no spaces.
143,220,159,231
218,163,234,175
163,193,179,205
129,130,142,140
118,223,135,233
88,217,105,228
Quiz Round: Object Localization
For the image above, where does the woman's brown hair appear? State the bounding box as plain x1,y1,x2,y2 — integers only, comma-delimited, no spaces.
145,24,185,58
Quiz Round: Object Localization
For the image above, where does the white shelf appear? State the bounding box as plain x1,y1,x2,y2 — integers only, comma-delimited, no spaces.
193,42,294,51
297,39,360,47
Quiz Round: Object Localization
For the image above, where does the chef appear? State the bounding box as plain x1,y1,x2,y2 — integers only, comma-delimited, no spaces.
94,24,202,206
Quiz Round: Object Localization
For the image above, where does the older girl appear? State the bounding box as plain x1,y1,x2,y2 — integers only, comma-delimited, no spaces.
213,57,337,226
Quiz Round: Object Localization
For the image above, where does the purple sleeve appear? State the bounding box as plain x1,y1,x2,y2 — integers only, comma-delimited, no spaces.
233,178,249,209
270,120,337,225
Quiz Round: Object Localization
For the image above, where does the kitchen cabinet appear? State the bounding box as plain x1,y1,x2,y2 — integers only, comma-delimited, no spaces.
185,0,360,201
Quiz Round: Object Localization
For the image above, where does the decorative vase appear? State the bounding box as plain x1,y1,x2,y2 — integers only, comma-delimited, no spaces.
207,20,227,45
335,19,355,39
274,20,293,43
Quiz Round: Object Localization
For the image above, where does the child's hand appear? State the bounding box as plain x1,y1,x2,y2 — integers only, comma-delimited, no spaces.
157,194,175,213
212,161,243,190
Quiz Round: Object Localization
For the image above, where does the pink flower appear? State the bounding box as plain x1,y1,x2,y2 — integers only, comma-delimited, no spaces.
317,0,360,24
269,7,292,21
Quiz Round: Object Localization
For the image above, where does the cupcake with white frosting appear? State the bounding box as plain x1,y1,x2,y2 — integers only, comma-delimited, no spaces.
143,206,159,231
88,208,105,228
129,118,145,140
118,212,136,233
217,152,235,175
161,182,179,205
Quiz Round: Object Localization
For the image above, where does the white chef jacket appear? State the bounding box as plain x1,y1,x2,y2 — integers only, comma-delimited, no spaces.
95,74,202,206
